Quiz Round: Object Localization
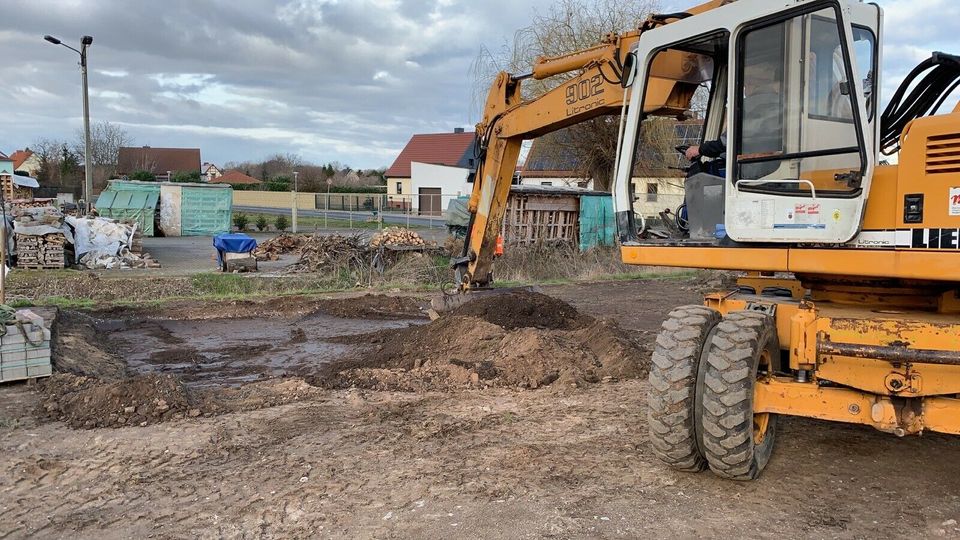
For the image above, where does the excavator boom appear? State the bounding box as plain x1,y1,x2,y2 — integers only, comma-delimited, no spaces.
456,0,731,289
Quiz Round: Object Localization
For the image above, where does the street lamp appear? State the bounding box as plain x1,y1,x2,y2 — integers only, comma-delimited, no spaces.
45,34,94,213
291,171,299,233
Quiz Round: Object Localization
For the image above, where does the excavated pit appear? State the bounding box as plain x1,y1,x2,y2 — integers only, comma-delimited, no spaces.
39,291,649,428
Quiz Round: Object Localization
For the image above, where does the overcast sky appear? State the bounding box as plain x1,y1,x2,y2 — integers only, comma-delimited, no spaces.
1,0,956,169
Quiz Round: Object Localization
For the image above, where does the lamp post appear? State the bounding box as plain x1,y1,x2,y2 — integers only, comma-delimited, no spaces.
291,171,299,233
44,34,94,213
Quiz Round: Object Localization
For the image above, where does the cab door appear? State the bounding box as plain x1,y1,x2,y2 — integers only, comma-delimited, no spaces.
723,3,876,243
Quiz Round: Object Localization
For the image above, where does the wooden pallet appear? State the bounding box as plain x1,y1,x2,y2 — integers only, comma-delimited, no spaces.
501,194,579,246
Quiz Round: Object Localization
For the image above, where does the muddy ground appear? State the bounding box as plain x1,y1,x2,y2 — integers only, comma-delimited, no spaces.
2,280,960,538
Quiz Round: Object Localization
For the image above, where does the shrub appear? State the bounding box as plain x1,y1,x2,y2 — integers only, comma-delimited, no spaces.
129,170,156,181
171,170,203,183
233,212,249,231
274,214,289,232
255,214,269,232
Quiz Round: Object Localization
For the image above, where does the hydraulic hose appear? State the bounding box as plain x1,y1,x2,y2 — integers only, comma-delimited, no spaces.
879,52,960,155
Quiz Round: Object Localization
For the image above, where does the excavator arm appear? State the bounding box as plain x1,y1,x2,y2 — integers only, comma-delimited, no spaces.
454,0,731,290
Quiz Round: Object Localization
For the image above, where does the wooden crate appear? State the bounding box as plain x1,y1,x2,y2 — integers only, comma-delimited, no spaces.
501,193,580,246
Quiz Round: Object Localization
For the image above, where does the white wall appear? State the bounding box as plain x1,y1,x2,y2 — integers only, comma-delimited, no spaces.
518,176,595,189
410,162,471,211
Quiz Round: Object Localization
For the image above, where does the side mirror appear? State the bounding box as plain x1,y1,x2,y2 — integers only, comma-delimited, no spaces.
621,52,638,88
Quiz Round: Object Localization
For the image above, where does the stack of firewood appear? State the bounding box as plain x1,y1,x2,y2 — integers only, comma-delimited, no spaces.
370,227,426,248
15,233,66,269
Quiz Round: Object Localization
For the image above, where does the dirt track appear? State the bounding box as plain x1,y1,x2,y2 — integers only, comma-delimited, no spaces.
2,280,960,538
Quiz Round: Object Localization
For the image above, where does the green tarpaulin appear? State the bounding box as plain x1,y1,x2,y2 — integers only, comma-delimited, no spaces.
181,186,232,236
95,189,159,236
578,196,614,251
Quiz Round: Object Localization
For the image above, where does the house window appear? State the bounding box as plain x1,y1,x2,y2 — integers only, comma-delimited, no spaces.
646,182,659,202
396,181,403,194
540,181,553,186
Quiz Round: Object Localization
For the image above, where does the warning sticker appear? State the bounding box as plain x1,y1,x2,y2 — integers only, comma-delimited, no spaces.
794,203,822,225
950,187,960,216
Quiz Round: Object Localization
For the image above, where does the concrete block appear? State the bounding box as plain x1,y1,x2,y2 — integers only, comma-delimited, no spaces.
1,333,25,346
3,351,27,363
25,348,51,361
27,364,52,378
1,366,28,382
26,357,50,368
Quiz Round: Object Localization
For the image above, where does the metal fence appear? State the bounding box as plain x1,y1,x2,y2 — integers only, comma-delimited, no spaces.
234,192,468,231
234,190,686,233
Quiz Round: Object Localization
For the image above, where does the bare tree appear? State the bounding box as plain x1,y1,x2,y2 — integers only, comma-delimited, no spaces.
73,121,133,169
471,0,659,190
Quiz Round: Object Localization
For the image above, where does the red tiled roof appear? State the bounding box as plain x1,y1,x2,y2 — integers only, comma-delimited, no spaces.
9,150,33,169
211,170,262,185
385,131,475,178
117,147,201,175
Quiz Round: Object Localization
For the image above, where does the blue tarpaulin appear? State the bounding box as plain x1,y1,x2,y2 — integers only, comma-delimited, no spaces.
213,233,258,266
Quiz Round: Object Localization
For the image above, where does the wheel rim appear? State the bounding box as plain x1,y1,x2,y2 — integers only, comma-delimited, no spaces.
754,348,772,445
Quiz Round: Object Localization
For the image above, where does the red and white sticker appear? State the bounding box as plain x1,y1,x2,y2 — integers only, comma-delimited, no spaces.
794,203,822,225
951,187,960,217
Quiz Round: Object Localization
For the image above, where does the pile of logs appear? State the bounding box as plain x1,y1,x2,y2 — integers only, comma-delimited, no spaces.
253,234,306,261
370,227,426,248
287,234,366,273
15,233,66,269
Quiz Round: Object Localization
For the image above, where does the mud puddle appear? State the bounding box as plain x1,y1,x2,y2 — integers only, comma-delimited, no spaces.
104,314,426,387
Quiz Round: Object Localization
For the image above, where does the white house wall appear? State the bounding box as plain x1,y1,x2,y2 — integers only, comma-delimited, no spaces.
409,162,471,211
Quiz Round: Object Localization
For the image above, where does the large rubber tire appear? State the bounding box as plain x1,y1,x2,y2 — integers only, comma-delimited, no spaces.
648,305,722,472
699,311,779,481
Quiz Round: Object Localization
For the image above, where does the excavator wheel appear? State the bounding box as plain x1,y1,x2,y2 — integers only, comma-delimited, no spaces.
698,311,779,481
647,305,722,472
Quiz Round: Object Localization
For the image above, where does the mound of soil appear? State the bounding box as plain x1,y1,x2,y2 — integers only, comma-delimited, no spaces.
37,374,324,429
53,312,127,379
308,294,425,320
194,378,322,414
38,373,194,429
323,292,647,391
450,291,589,330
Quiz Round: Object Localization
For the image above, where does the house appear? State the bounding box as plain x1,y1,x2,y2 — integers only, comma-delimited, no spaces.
0,152,36,201
0,152,14,199
202,162,223,182
385,128,477,211
410,162,471,216
211,170,262,187
9,149,42,177
117,146,202,180
519,121,703,218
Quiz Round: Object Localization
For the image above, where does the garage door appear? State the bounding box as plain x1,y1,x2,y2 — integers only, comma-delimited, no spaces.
418,188,442,216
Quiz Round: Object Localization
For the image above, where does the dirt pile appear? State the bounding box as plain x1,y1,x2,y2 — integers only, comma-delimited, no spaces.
450,290,587,330
194,378,322,414
37,373,324,429
324,291,648,391
306,294,425,320
38,373,194,428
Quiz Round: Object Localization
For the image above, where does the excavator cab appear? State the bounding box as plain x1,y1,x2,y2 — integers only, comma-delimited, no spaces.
614,0,881,245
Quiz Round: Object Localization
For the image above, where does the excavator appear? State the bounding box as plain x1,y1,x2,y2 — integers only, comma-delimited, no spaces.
455,0,960,480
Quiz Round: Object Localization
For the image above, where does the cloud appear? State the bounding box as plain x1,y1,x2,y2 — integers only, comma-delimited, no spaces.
2,0,955,169
0,0,557,168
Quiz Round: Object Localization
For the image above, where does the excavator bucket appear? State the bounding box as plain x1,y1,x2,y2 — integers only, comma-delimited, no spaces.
427,286,543,319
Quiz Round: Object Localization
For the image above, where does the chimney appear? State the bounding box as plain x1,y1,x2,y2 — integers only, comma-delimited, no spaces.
454,127,465,134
